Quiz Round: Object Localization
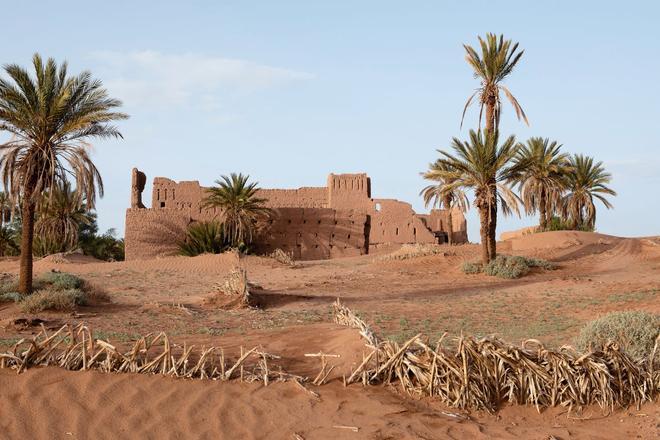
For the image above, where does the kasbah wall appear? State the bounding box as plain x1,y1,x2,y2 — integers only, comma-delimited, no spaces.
125,168,468,260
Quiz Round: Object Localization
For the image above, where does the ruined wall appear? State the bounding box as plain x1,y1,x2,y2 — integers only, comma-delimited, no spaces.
125,169,467,261
424,209,469,244
257,188,327,208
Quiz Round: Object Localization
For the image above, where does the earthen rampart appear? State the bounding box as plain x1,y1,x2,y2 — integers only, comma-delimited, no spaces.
125,169,468,260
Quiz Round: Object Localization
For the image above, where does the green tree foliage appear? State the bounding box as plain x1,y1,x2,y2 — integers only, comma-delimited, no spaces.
201,173,271,249
178,221,228,256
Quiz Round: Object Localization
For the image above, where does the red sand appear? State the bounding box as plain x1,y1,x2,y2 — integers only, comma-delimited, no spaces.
1,231,659,439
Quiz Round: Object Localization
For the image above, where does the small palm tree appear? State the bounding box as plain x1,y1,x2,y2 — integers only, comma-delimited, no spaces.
562,155,615,230
0,225,18,257
462,33,528,132
432,130,524,263
0,54,127,293
420,162,469,245
202,173,271,249
35,182,93,254
514,137,571,230
0,191,12,225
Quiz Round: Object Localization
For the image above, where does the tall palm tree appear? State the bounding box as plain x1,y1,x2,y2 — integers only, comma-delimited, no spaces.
202,173,271,249
462,33,529,132
35,181,94,254
0,54,127,293
420,161,469,245
431,130,524,263
562,154,615,230
514,137,570,230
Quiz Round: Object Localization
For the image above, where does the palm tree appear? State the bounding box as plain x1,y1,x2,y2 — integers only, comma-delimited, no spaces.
514,137,571,230
462,33,529,132
431,130,524,263
0,54,127,293
202,173,271,249
420,162,469,245
35,182,94,254
562,155,615,230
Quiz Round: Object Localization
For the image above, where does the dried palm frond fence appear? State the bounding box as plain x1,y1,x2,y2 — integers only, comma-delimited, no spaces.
0,323,304,386
333,299,660,413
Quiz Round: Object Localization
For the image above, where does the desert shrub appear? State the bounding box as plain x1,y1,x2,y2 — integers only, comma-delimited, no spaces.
0,276,18,295
20,288,87,313
461,261,483,274
484,255,530,279
575,311,660,359
39,272,84,290
178,221,229,256
0,291,22,303
524,257,557,270
463,256,555,279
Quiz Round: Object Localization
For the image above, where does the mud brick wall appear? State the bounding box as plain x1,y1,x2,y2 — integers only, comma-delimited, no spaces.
254,208,368,260
125,170,468,261
125,208,192,260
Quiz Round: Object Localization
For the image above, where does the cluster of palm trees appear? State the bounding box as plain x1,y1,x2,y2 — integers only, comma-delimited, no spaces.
422,34,615,264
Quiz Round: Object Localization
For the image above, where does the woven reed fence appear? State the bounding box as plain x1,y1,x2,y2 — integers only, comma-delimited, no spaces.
334,299,660,413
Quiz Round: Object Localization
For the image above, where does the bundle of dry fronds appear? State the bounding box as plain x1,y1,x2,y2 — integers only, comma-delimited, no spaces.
334,300,660,413
209,266,252,309
332,299,379,348
0,323,302,386
270,248,296,267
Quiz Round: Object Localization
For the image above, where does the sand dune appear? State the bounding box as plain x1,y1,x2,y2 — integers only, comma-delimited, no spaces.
1,231,659,439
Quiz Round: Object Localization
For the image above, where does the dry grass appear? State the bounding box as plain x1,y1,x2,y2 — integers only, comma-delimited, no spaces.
333,300,659,413
20,289,86,313
16,272,108,313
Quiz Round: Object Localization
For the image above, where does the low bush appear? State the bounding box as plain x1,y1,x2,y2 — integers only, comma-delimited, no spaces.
575,310,660,359
0,291,22,303
462,255,556,279
39,272,84,290
485,255,531,279
461,261,483,274
20,288,87,313
1,272,106,312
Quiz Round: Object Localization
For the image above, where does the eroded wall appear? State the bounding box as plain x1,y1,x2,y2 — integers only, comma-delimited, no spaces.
125,170,468,260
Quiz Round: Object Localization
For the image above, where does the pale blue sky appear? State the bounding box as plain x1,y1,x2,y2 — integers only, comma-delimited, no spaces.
2,1,658,241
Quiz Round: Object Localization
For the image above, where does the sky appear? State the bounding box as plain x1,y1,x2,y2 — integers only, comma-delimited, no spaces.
1,0,659,241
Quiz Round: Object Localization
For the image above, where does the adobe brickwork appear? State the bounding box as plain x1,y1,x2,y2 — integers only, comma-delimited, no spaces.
125,169,468,260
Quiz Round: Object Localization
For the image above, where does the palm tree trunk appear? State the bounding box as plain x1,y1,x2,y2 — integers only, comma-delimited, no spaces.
488,201,497,261
18,196,35,294
485,98,497,260
539,188,547,231
447,209,453,246
479,206,489,265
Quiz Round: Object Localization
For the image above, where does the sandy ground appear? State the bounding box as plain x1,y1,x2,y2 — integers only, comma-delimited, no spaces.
1,230,659,439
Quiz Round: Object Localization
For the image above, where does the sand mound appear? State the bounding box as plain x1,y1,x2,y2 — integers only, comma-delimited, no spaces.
506,230,619,252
